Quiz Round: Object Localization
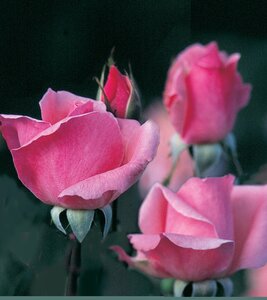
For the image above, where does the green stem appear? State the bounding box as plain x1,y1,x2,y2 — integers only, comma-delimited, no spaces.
65,235,81,296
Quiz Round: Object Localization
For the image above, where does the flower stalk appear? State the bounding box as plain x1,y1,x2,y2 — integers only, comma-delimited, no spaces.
65,235,81,296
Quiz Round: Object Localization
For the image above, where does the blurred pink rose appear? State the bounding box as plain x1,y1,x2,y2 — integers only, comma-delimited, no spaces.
112,176,267,281
164,42,251,144
247,265,267,296
139,103,194,196
0,88,159,210
101,65,139,119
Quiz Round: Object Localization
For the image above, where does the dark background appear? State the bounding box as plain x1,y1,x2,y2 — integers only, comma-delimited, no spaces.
0,0,266,295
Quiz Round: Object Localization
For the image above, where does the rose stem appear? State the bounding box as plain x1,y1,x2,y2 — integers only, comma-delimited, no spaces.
65,235,81,296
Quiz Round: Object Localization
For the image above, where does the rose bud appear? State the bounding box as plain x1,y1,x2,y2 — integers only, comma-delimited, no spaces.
0,88,159,210
164,42,251,144
100,65,141,119
112,176,267,282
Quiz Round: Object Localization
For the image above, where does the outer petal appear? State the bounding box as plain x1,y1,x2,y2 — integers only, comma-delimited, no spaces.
177,176,234,240
181,47,250,143
163,43,212,136
12,112,124,207
39,88,105,124
0,114,50,150
58,120,160,209
139,183,217,238
129,233,234,281
110,245,170,278
228,185,267,273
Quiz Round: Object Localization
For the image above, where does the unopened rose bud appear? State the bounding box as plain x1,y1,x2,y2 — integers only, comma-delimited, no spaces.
99,65,141,120
164,42,251,144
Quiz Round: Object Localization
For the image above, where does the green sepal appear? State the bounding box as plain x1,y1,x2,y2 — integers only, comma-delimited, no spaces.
125,69,141,120
217,277,233,296
96,64,106,101
170,133,187,163
162,133,187,186
173,279,189,297
160,278,176,296
50,206,67,234
66,209,95,243
99,204,112,239
193,143,224,177
191,279,217,297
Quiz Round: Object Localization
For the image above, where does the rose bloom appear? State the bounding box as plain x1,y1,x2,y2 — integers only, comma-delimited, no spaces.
139,102,194,196
112,175,267,281
0,89,159,209
164,42,251,144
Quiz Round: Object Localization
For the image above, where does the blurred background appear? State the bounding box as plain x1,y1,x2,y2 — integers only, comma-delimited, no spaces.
0,0,267,295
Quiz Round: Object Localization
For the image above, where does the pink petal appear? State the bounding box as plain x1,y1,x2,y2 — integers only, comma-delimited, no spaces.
164,69,187,135
129,233,234,281
138,184,169,234
39,88,105,124
139,183,217,238
58,120,159,209
177,176,235,240
182,54,249,143
0,114,50,150
12,112,124,207
225,56,251,109
103,66,131,118
197,42,222,68
110,245,170,278
116,118,142,163
229,185,267,273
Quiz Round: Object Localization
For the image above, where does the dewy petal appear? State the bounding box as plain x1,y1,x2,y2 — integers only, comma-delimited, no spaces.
11,111,124,206
177,176,234,240
39,88,105,124
139,183,217,238
0,114,50,150
58,120,160,209
129,233,234,282
229,185,267,273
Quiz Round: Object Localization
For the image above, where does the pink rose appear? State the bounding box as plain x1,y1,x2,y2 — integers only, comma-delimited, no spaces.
112,176,267,281
139,102,194,196
0,88,159,210
164,42,251,144
101,65,140,119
